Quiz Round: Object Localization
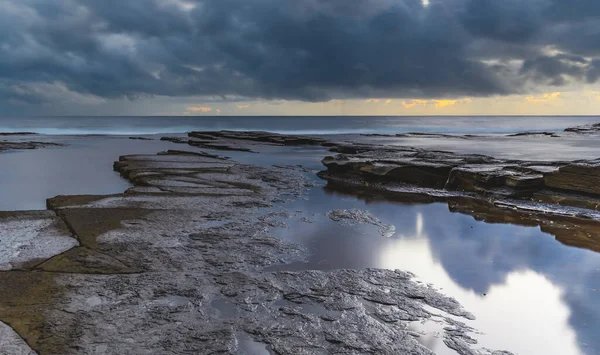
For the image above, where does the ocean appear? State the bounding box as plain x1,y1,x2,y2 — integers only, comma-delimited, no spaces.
1,115,599,135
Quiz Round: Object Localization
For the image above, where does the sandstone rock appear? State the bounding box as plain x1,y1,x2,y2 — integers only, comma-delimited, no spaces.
0,211,78,271
544,164,600,195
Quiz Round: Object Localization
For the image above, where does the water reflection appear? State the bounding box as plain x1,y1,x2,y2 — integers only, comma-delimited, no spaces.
0,135,185,210
275,187,600,355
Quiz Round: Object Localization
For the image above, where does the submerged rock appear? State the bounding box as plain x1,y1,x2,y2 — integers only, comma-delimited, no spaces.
326,209,396,237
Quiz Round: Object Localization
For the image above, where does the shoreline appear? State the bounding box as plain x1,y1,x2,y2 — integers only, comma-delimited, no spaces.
2,129,600,353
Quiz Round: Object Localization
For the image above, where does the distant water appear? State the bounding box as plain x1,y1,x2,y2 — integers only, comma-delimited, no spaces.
1,116,599,135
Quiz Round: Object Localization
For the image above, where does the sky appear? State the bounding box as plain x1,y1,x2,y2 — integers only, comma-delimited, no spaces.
1,0,600,116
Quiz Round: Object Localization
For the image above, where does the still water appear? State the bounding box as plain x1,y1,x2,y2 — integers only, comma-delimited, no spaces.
272,187,600,355
0,135,181,210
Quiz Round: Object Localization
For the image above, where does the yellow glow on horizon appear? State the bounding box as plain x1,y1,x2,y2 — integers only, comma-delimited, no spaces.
174,89,600,116
433,99,458,108
402,99,428,108
186,106,212,112
525,92,561,103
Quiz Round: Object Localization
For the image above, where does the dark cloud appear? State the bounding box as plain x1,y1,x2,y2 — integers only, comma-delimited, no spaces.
460,0,543,43
1,0,600,110
520,54,591,86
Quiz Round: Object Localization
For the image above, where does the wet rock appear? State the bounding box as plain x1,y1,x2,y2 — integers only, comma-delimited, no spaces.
0,132,38,136
189,131,328,146
564,122,600,134
160,136,188,144
506,131,559,137
326,209,396,237
161,130,331,153
306,128,600,237
36,247,140,274
396,132,472,139
0,211,78,271
0,321,37,355
0,141,64,152
544,162,600,195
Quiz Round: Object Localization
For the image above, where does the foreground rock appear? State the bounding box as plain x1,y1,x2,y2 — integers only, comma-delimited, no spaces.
0,211,78,271
0,149,502,354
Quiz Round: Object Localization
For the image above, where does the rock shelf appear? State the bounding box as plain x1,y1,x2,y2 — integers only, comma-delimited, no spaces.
162,130,600,254
0,149,502,354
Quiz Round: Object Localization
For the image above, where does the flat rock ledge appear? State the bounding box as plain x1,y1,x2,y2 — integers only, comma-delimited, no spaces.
0,141,64,152
0,149,506,354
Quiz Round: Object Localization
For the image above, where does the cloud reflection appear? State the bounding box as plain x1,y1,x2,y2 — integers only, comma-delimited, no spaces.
282,189,600,354
378,215,581,355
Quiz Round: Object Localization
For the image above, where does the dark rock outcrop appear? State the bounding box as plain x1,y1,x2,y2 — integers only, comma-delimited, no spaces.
0,132,38,136
506,131,559,137
564,123,600,134
0,141,64,152
162,131,329,153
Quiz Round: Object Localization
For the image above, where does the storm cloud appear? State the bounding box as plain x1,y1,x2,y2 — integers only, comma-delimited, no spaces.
1,0,600,108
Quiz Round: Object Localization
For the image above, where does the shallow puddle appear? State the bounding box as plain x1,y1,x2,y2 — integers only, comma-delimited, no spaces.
237,333,270,355
268,185,600,355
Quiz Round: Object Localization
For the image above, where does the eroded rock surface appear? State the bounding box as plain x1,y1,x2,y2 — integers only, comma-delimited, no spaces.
327,209,396,237
0,211,78,271
0,321,36,355
0,149,506,355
